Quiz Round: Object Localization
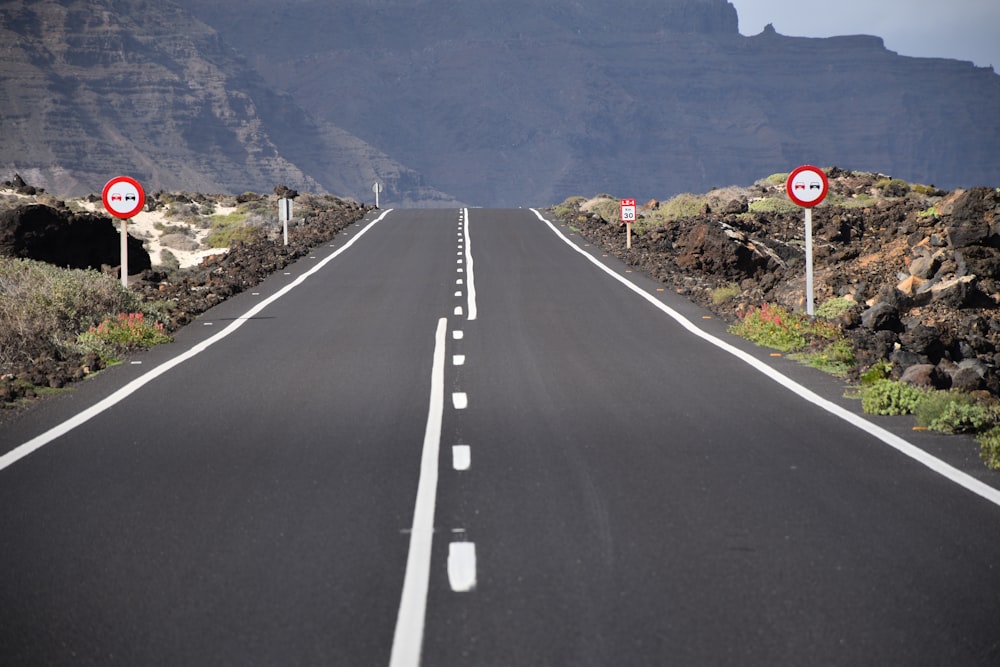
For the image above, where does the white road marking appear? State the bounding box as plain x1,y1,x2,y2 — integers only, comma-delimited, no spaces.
456,279,464,285
463,208,478,321
452,445,471,471
453,331,464,340
447,542,477,592
452,393,468,409
530,208,1000,509
454,291,462,298
0,210,395,473
454,306,463,316
389,318,448,667
453,355,466,366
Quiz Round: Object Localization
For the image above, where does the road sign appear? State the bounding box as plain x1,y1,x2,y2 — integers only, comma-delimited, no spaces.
620,198,637,222
785,165,829,208
102,176,145,288
102,175,145,219
785,166,829,316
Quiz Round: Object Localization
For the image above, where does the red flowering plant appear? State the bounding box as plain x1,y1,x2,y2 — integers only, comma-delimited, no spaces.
729,302,854,374
78,312,172,360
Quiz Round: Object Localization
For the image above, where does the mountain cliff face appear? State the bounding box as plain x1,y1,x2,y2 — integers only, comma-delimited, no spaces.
0,0,459,206
2,0,999,207
177,0,1000,206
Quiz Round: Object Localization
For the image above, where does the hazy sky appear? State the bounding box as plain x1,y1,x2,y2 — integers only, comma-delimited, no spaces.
728,0,999,71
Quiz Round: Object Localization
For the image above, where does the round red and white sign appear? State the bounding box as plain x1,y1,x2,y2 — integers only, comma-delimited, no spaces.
786,166,829,208
102,176,145,218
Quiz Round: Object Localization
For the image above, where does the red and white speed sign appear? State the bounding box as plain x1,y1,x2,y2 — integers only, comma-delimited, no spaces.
102,176,146,218
620,198,637,222
786,166,829,208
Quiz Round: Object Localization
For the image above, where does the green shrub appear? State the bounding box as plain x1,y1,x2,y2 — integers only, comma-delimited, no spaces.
875,178,910,197
979,428,1000,470
748,198,800,215
0,258,145,369
814,297,857,320
915,391,993,434
729,303,808,351
860,380,925,416
658,193,707,220
764,173,788,185
711,283,741,305
861,361,892,385
796,339,856,376
77,312,172,362
205,210,257,247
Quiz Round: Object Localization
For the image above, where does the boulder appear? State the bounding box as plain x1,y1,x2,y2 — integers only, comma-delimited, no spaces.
0,204,151,274
899,364,949,390
861,302,902,332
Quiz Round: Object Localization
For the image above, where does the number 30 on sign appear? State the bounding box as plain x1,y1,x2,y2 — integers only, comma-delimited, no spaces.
620,199,637,222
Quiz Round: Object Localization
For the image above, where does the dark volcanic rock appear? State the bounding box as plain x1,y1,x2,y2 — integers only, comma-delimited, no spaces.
0,204,150,274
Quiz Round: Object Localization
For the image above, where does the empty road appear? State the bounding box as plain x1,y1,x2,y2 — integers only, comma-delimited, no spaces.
2,208,1000,666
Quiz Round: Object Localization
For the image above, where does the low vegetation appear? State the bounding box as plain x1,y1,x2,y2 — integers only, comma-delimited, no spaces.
0,257,165,373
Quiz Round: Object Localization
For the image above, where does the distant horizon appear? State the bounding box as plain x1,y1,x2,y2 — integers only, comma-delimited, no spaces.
729,0,998,71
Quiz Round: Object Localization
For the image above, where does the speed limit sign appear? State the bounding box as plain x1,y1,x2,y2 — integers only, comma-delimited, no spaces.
620,199,637,222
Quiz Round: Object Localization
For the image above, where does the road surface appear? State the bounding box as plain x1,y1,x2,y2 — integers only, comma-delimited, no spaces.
2,208,1000,666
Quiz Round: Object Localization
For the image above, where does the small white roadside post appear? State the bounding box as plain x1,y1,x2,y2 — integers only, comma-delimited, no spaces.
785,166,830,316
373,182,383,208
620,198,637,249
102,176,145,288
278,197,292,246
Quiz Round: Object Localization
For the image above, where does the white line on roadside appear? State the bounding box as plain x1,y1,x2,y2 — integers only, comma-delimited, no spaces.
0,209,395,473
389,317,447,667
530,208,1000,509
463,208,478,321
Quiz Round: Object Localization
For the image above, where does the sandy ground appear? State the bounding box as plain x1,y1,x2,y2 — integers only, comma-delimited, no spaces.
77,200,229,268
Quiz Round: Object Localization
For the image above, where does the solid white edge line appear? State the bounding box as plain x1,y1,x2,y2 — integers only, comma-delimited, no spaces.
0,209,395,473
463,208,478,321
529,208,1000,509
389,317,447,667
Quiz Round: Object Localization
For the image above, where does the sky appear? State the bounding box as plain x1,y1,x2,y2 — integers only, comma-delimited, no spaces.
728,0,999,72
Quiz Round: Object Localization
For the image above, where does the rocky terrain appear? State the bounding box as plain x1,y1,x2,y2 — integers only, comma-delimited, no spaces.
0,177,372,404
549,169,1000,396
3,168,1000,411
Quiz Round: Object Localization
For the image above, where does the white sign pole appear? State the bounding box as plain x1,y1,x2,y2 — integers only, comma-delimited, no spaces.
279,198,291,246
785,166,828,318
804,207,814,316
120,219,129,288
373,182,382,208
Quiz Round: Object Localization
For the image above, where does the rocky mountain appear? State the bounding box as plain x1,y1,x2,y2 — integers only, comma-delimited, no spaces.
0,0,459,206
2,0,999,207
175,0,1000,206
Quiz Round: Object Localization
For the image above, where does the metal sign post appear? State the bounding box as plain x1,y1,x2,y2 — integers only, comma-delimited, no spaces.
278,197,292,246
102,176,145,288
785,166,829,316
620,198,637,249
373,182,383,208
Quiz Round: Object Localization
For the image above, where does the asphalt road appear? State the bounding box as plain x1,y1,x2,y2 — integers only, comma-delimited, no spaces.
2,208,1000,666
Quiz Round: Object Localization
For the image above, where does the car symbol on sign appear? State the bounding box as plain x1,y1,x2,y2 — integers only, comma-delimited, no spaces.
125,194,136,201
809,182,822,190
794,183,805,190
111,193,123,202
